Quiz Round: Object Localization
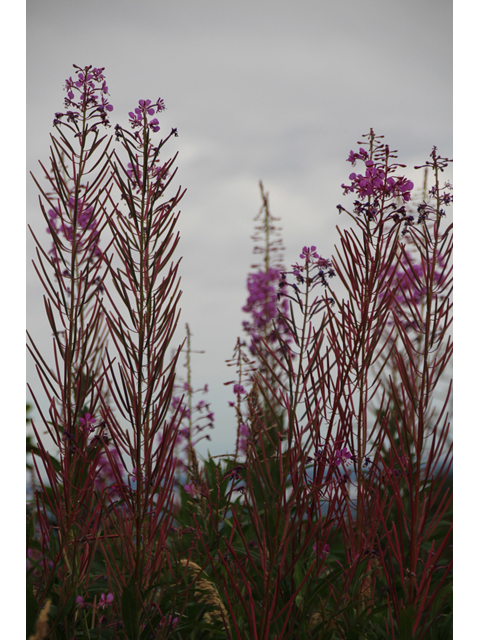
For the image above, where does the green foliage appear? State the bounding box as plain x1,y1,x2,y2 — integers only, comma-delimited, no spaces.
122,580,140,640
26,575,39,639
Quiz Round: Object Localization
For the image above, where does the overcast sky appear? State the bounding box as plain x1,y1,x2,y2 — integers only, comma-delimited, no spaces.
26,0,453,458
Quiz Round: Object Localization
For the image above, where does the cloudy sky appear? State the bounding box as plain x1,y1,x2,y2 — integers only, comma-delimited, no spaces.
26,0,453,458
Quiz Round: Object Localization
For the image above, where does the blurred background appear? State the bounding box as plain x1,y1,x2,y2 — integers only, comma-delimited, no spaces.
26,0,452,459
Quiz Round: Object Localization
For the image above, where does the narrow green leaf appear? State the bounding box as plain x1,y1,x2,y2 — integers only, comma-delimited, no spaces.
122,581,139,640
26,577,39,639
398,604,414,640
49,453,62,473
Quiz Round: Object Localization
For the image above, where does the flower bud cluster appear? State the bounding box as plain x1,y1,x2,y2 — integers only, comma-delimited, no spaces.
168,382,214,471
414,148,453,222
114,98,177,201
54,65,113,132
278,246,336,303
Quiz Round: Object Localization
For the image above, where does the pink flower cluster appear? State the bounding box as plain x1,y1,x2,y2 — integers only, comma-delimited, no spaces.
76,592,114,609
128,98,165,132
242,267,291,354
342,149,414,202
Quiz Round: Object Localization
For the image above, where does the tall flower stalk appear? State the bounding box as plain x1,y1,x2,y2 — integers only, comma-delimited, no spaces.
237,182,292,456
323,131,452,636
97,96,185,628
27,66,116,634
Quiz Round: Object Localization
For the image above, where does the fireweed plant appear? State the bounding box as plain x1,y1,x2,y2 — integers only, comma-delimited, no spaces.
27,67,452,640
168,323,215,479
227,182,293,457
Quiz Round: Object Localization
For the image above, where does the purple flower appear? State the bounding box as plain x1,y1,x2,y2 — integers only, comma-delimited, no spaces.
79,413,96,432
128,109,143,127
46,191,102,260
98,96,114,113
149,118,160,132
128,98,165,132
279,251,336,298
131,468,142,483
313,542,330,558
394,177,415,201
242,267,291,353
341,141,414,204
243,270,280,326
99,593,114,608
139,99,155,115
236,424,250,455
233,384,246,395
334,447,353,466
76,595,88,609
299,246,319,262
171,396,182,409
155,98,166,112
347,148,369,165
159,615,179,629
